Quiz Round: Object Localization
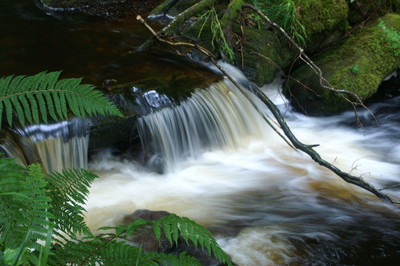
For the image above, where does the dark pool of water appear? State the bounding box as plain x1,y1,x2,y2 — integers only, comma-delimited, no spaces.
0,0,217,91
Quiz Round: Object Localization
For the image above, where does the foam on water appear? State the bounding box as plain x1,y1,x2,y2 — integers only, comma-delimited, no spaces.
85,66,400,264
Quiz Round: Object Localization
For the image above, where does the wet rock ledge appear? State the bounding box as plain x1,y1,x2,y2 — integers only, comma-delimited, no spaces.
40,0,164,17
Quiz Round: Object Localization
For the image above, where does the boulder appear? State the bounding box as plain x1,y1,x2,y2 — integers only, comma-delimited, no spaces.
88,56,221,159
235,25,296,86
348,0,400,25
152,0,350,85
284,13,400,115
296,0,350,53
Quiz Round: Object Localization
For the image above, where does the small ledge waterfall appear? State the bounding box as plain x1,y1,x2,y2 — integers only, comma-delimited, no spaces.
138,78,270,172
1,118,90,172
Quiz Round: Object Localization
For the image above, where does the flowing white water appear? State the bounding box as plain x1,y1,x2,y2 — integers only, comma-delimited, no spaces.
85,67,400,264
138,77,269,172
5,118,90,172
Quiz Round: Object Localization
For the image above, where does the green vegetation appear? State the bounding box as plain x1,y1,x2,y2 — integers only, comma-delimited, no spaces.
0,72,231,265
250,0,308,45
350,64,360,75
0,71,122,128
378,18,400,56
198,7,236,62
286,13,400,115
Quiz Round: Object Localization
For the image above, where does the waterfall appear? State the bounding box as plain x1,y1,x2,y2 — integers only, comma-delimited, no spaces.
2,118,90,172
138,78,270,172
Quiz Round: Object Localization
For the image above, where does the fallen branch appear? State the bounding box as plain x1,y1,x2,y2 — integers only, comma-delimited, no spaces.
138,0,218,52
136,14,397,204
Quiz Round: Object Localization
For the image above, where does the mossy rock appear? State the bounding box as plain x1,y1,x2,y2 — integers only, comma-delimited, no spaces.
235,25,297,85
285,13,400,115
296,0,349,53
348,0,400,25
151,0,199,16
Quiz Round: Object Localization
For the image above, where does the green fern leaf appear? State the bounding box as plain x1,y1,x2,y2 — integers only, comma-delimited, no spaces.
0,158,53,256
18,94,33,124
36,92,48,123
152,220,162,241
3,98,13,127
154,214,233,266
0,71,123,128
46,168,98,238
141,251,202,266
10,95,25,125
0,75,13,97
163,221,173,246
52,237,142,265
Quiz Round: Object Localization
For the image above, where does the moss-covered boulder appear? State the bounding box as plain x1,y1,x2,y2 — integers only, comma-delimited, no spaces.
234,25,296,86
296,0,349,53
285,13,400,115
236,0,349,84
348,0,400,25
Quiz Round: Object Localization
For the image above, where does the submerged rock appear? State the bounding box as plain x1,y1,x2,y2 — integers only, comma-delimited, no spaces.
285,13,400,115
123,209,231,266
88,57,221,159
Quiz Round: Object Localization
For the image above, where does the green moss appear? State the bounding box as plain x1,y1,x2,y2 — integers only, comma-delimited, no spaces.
236,25,297,85
348,0,400,25
296,0,349,35
286,13,400,115
290,0,349,53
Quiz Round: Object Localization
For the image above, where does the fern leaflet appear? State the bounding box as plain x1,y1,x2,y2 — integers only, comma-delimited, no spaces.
46,168,98,240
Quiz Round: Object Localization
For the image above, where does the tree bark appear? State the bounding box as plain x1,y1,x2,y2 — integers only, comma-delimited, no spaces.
138,0,218,52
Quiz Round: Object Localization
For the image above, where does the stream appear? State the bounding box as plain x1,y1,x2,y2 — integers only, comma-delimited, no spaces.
2,1,400,265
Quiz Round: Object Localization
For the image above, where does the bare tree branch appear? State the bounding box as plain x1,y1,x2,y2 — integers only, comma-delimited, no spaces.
137,0,218,52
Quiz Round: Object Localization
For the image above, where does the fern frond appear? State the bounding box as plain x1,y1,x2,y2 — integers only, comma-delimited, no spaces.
0,158,53,254
0,71,123,128
46,168,98,238
0,157,30,248
24,164,54,248
155,214,232,266
53,236,201,266
141,251,202,266
52,237,141,265
106,214,232,266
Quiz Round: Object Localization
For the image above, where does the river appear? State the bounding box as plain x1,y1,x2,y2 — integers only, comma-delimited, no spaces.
2,1,400,265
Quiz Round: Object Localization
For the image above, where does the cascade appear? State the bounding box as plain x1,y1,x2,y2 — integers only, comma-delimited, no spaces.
137,78,271,172
1,118,90,172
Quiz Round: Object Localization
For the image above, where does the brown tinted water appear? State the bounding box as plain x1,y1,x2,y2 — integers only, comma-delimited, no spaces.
2,1,400,265
0,0,218,91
